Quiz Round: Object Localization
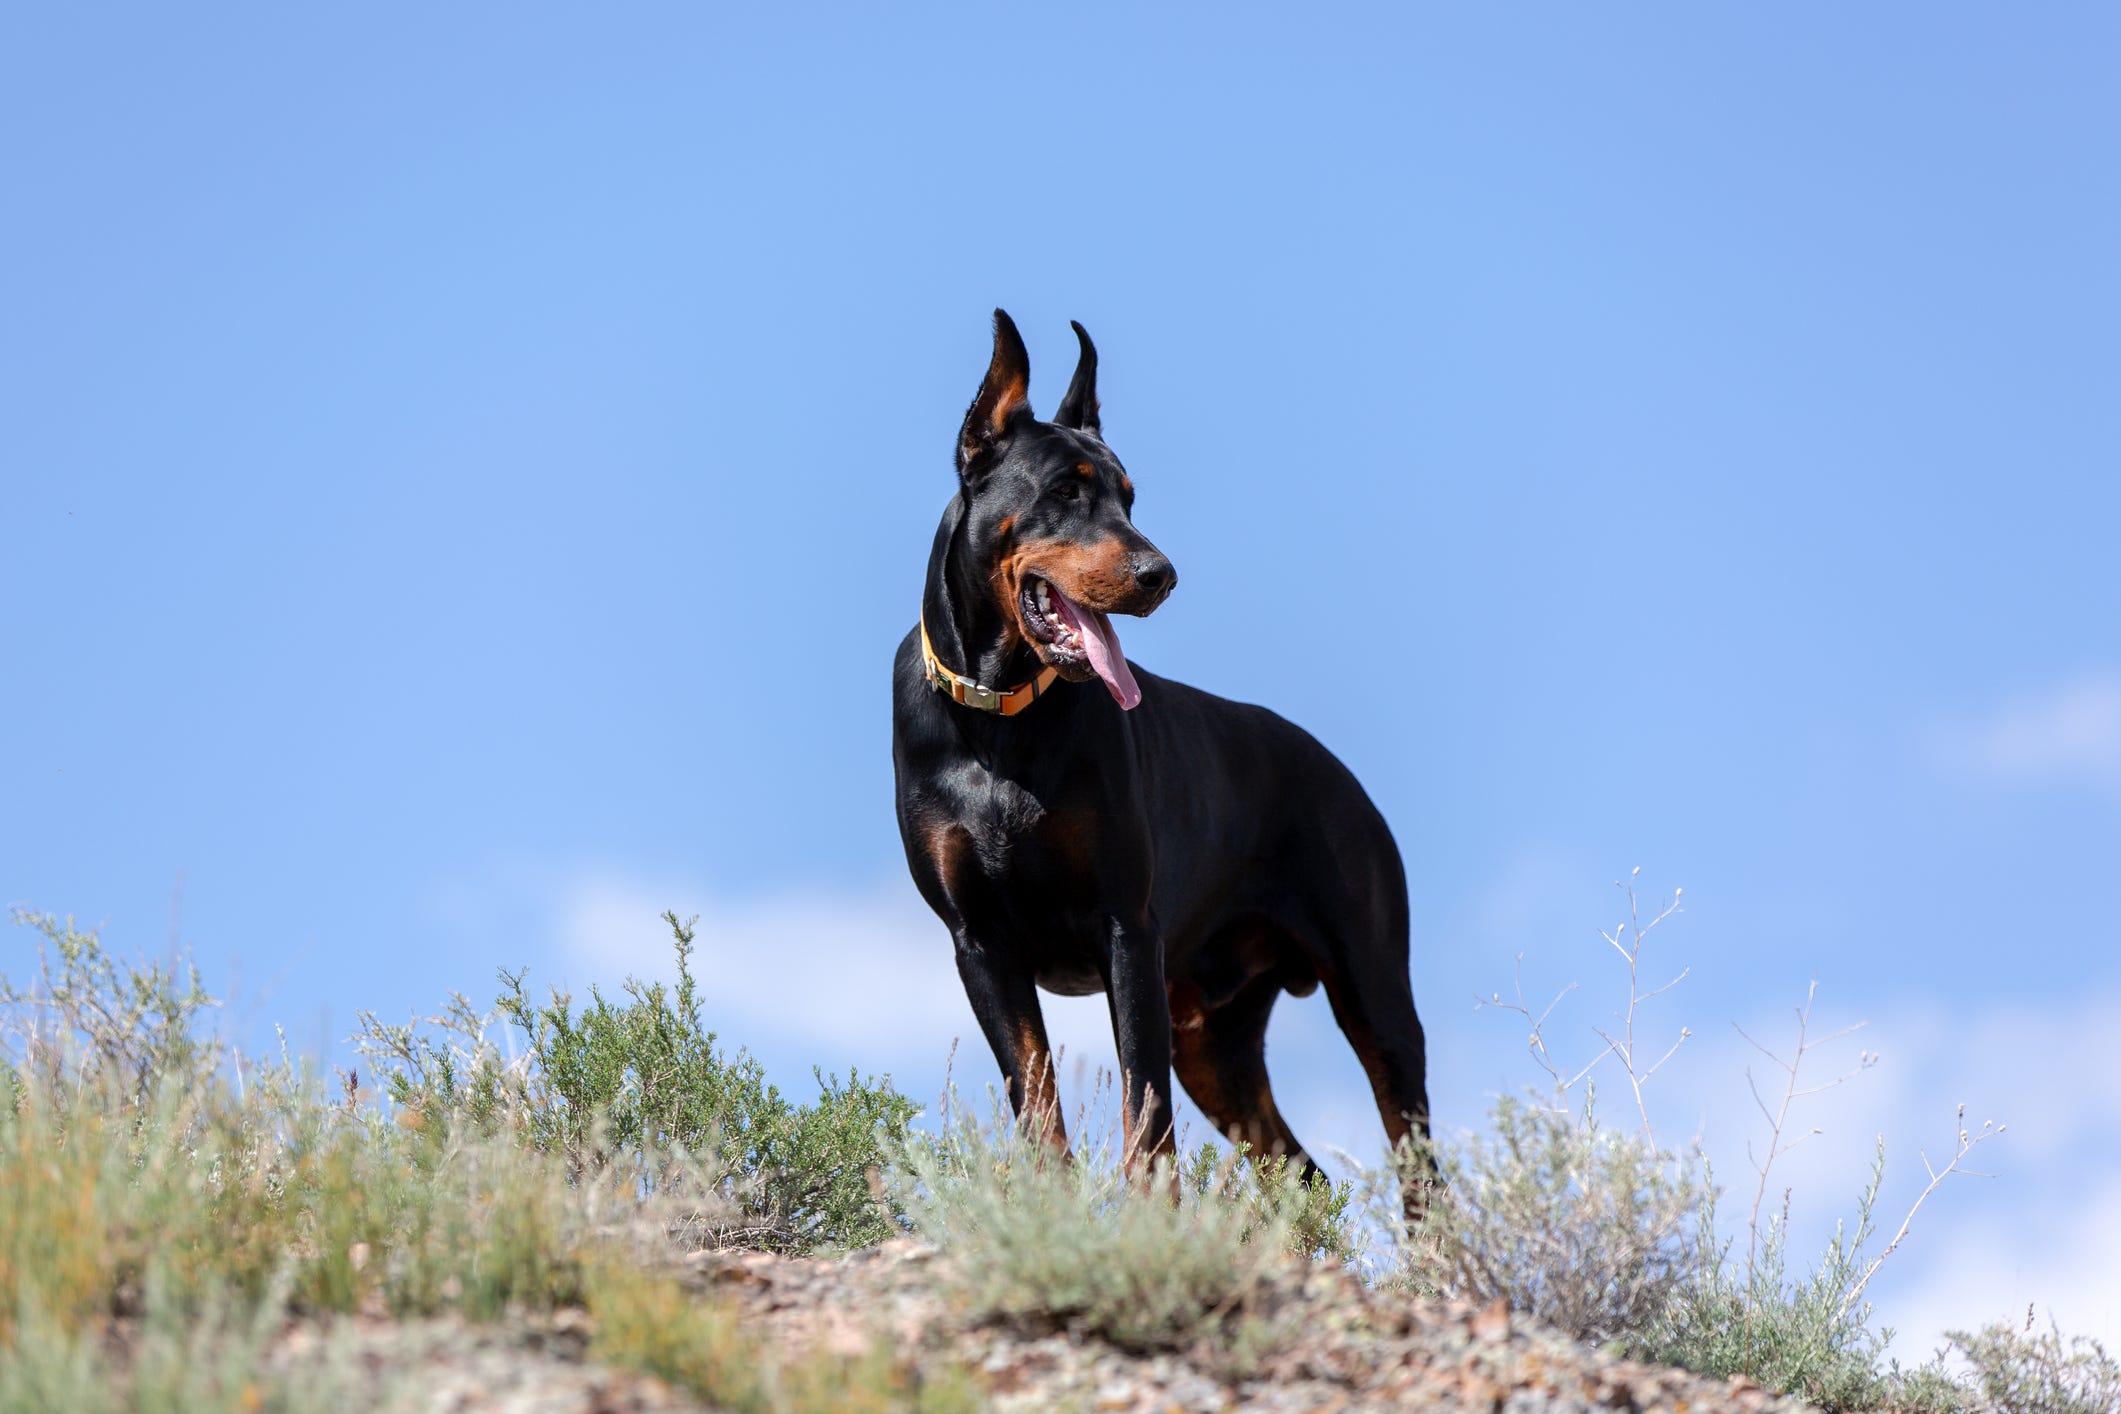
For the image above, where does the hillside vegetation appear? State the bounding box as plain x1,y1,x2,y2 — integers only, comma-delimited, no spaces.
3,895,2114,1413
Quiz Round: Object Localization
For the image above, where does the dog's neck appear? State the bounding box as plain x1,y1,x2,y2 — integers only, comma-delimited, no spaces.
922,495,1046,695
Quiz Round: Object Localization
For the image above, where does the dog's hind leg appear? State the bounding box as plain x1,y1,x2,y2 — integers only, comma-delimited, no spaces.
1317,947,1436,1216
1170,973,1322,1183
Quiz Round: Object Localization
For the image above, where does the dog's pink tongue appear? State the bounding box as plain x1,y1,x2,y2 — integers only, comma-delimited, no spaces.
1081,607,1142,710
1056,592,1142,710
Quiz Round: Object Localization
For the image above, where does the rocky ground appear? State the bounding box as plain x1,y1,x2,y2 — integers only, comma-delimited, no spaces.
254,1241,1816,1413
266,1311,692,1413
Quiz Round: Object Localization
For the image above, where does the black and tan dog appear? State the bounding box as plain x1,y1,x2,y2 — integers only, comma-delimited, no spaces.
892,310,1433,1194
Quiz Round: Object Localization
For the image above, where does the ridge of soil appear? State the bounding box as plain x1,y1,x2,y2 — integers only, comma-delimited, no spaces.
250,1242,1816,1412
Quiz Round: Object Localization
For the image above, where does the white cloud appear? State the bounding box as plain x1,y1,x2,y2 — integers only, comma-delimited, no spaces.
556,872,967,1055
1931,670,2121,793
1880,1173,2121,1361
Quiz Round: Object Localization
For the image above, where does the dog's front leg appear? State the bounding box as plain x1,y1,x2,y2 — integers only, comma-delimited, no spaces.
1102,914,1176,1175
953,934,1068,1155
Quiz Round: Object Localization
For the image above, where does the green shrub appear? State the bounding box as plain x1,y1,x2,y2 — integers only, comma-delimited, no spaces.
353,910,918,1252
0,908,221,1116
1388,1091,1704,1346
1177,1140,1360,1265
1940,1317,2121,1414
1642,1155,1893,1410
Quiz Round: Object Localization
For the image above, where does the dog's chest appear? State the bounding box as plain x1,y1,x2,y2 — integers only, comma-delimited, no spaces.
955,768,1053,877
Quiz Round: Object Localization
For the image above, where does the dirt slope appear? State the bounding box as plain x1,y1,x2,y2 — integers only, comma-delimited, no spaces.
265,1241,1815,1413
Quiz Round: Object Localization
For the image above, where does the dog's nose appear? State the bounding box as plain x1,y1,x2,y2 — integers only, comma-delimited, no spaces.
1133,555,1176,600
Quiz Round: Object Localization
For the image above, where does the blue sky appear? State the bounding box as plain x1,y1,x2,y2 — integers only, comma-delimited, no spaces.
6,4,2118,1355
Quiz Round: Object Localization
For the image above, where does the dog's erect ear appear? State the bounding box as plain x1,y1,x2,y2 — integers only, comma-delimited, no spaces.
958,309,1033,473
1053,321,1101,437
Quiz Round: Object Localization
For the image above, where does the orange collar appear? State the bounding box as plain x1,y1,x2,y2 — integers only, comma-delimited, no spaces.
920,616,1059,716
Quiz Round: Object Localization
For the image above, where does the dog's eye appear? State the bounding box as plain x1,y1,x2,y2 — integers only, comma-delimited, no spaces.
1051,482,1081,502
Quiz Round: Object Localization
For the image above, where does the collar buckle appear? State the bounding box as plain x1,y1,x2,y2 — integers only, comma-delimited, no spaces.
957,677,1002,712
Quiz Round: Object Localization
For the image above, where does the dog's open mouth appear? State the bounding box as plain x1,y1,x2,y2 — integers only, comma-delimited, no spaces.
1019,575,1142,711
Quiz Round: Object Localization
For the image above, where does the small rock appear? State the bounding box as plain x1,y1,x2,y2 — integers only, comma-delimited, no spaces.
1470,1296,1511,1345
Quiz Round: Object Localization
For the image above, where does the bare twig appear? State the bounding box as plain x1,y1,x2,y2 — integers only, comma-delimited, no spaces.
1834,1103,2003,1322
1736,981,1877,1303
1722,979,2015,1364
1476,952,1583,1099
1477,870,1690,1141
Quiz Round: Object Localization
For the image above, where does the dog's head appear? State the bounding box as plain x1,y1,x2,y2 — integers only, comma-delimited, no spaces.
954,310,1175,710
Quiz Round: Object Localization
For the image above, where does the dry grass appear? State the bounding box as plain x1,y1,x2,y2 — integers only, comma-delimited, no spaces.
7,885,2106,1414
890,1089,1345,1359
0,906,953,1411
587,1263,980,1414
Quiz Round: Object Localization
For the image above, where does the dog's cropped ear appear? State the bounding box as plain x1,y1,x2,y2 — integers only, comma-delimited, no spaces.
1053,321,1101,438
958,309,1034,474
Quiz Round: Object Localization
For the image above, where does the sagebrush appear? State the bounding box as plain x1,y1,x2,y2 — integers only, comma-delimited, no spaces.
891,1089,1352,1358
1386,1090,1702,1346
7,884,2104,1414
352,909,916,1252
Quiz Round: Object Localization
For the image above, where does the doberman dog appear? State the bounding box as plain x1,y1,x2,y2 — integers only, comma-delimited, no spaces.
892,310,1433,1198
